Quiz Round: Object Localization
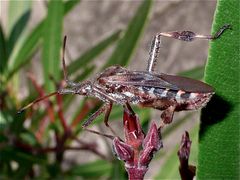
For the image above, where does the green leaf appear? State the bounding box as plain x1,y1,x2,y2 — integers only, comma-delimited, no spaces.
42,0,64,92
178,66,204,80
154,126,198,179
198,0,239,179
7,10,31,57
6,21,43,80
103,0,152,68
6,0,80,80
1,147,46,164
63,0,80,14
0,23,7,73
20,131,38,146
73,65,95,82
67,30,121,75
7,1,31,35
109,160,127,180
67,160,112,177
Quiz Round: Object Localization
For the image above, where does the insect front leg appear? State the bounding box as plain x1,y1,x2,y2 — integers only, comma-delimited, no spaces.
103,102,113,127
82,102,113,128
124,102,136,116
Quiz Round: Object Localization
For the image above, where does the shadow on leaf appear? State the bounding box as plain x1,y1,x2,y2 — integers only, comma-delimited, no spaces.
199,94,232,135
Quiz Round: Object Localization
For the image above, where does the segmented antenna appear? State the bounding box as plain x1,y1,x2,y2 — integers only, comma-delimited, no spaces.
62,36,79,87
17,36,69,114
62,36,68,84
147,35,161,72
17,92,58,114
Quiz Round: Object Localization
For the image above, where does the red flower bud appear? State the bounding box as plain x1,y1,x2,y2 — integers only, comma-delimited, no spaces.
112,137,134,163
139,146,155,167
143,122,163,151
178,131,191,160
123,107,144,148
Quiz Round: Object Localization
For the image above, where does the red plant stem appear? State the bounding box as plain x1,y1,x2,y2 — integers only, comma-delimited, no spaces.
71,99,98,127
35,116,49,142
27,73,55,122
133,149,139,165
56,94,69,132
126,148,147,180
127,167,147,180
72,136,109,160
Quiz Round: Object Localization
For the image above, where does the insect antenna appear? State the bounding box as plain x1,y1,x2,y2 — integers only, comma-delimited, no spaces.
62,36,79,87
62,36,68,84
18,36,73,114
17,92,58,114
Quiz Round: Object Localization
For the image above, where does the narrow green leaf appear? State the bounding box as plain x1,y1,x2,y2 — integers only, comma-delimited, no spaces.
0,23,7,73
198,0,239,179
67,160,112,177
67,30,121,75
7,10,31,57
178,66,204,80
20,132,38,146
42,0,64,92
73,65,95,82
109,160,127,180
6,0,80,80
7,21,43,80
7,1,31,35
1,147,47,164
103,0,152,68
63,0,80,14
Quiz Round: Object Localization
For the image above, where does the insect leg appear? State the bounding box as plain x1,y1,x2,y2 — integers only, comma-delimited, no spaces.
82,102,118,137
104,102,113,127
83,127,115,140
103,102,120,136
147,24,231,72
147,34,161,72
92,86,120,102
158,24,231,42
125,102,136,116
82,103,112,128
160,105,176,128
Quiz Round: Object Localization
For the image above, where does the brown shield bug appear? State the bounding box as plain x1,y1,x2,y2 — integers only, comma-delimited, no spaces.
18,24,231,128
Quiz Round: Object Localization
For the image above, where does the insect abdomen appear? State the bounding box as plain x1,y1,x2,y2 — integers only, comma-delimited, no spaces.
140,86,191,100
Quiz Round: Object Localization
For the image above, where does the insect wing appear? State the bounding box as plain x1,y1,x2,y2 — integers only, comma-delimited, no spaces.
160,74,214,93
105,71,180,90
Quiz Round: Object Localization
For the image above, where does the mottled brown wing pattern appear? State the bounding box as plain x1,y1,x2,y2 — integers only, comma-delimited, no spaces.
102,70,180,91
